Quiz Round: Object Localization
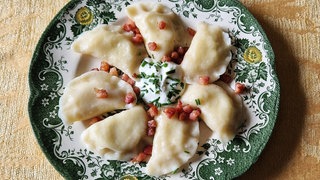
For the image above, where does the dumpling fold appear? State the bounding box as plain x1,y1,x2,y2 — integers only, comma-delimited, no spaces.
58,71,136,124
180,82,243,143
146,111,199,175
81,106,148,160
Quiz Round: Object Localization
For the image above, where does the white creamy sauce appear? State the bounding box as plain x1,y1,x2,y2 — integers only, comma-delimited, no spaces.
135,58,185,107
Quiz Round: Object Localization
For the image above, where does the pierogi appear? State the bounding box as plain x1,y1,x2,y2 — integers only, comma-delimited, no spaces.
146,112,199,175
181,22,232,84
72,25,147,78
81,106,147,160
126,2,192,61
58,71,136,125
180,82,243,143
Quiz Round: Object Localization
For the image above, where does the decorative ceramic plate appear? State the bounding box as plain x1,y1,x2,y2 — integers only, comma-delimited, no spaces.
28,0,280,179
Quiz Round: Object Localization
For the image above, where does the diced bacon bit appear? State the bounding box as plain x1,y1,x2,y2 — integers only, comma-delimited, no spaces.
125,92,136,104
132,33,144,44
143,145,153,155
94,88,108,98
121,73,130,82
88,117,102,126
122,74,135,86
158,21,167,30
161,55,172,62
171,51,179,60
109,67,118,76
182,104,194,114
164,107,176,119
133,86,140,96
127,78,135,86
175,100,183,113
174,58,183,64
148,119,157,128
187,27,196,36
122,19,136,32
199,76,210,85
189,109,201,121
132,73,138,78
133,28,140,35
147,127,156,136
235,83,246,94
177,46,187,55
131,145,153,163
100,61,110,72
219,74,233,84
123,19,144,44
162,46,188,64
179,112,188,121
131,152,147,163
147,105,159,118
147,119,157,136
165,101,202,122
123,23,134,32
148,42,158,51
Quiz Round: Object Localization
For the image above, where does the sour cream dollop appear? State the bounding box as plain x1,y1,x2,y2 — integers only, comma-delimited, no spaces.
135,58,185,107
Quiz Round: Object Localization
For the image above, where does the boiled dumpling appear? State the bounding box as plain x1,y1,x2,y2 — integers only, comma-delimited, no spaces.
58,71,136,124
146,111,199,175
126,2,192,61
72,24,146,78
81,106,147,160
180,82,243,143
181,22,232,84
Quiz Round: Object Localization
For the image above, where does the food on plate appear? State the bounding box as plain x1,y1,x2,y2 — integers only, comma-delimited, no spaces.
58,2,245,176
181,22,232,84
146,111,199,175
72,25,147,78
58,71,136,125
81,106,148,160
180,82,243,143
126,2,192,61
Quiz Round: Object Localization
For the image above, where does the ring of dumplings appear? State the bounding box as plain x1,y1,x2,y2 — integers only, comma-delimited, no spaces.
58,2,244,176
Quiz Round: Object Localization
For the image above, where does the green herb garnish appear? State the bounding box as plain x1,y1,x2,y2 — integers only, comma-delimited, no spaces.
166,69,176,75
141,60,147,67
195,98,201,105
172,168,179,174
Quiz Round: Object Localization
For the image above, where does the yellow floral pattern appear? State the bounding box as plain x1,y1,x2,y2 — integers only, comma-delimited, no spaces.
75,7,93,25
243,46,262,63
120,175,138,180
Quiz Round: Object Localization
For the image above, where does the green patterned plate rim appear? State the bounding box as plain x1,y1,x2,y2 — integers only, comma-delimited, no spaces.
28,0,280,179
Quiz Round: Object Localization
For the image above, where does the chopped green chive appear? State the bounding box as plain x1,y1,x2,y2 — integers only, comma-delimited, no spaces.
195,98,201,105
166,69,176,75
172,168,179,174
141,61,147,67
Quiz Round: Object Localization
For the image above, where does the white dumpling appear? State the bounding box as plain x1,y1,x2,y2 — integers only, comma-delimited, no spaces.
146,112,199,176
81,106,147,160
181,22,232,84
180,82,243,143
126,2,192,61
58,71,136,124
72,25,146,78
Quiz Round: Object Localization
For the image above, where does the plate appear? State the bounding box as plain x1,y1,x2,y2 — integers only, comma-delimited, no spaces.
28,0,280,179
